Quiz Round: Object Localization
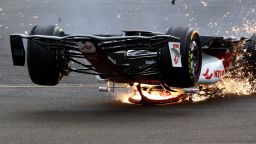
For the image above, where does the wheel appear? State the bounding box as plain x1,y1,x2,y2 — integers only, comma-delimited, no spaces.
160,27,202,88
27,25,66,86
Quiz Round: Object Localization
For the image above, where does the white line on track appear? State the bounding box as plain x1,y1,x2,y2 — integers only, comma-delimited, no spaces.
0,84,99,88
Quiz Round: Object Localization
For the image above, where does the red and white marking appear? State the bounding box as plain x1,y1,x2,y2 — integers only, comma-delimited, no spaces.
168,42,182,67
198,53,225,84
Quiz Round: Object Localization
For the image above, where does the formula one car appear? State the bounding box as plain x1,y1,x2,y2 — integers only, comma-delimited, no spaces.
10,25,256,104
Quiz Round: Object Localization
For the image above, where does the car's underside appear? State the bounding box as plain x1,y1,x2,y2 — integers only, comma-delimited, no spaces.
10,25,256,104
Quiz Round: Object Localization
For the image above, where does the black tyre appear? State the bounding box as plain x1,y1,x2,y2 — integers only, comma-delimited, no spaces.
160,27,202,88
27,25,65,86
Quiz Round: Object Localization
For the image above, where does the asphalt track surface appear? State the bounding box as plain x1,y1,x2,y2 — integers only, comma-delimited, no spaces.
0,0,256,144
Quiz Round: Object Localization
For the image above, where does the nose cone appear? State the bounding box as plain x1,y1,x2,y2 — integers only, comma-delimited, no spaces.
198,53,225,84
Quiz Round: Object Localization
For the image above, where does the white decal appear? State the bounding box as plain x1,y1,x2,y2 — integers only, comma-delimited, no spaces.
168,42,182,67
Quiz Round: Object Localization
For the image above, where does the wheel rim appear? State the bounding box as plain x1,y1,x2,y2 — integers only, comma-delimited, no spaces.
190,40,200,78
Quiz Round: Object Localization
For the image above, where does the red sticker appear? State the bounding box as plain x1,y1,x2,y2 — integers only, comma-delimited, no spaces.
203,68,213,80
173,43,180,49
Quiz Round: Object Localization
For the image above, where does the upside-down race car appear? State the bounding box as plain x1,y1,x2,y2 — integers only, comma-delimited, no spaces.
10,25,256,104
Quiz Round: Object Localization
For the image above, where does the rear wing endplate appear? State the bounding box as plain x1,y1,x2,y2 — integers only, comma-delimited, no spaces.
10,35,25,66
